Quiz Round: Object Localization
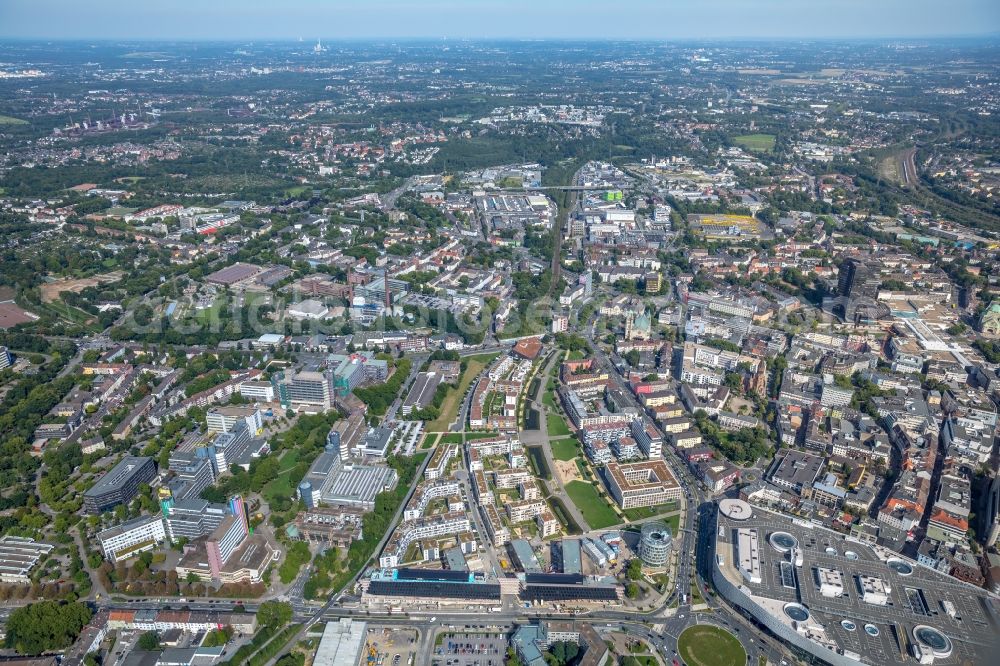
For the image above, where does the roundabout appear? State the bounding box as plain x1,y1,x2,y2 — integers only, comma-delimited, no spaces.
677,624,746,666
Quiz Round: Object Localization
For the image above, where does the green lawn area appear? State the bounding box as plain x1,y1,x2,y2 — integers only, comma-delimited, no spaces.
621,657,658,666
261,450,301,504
565,481,620,529
542,388,558,411
438,431,496,445
546,411,572,437
733,133,776,153
664,513,680,532
426,352,498,431
41,300,101,332
194,298,226,324
262,474,293,505
677,625,745,666
278,449,300,472
420,433,440,449
0,114,27,125
550,437,580,462
622,501,679,522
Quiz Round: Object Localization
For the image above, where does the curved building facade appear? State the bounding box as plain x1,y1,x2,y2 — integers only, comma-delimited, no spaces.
710,502,995,666
638,521,672,567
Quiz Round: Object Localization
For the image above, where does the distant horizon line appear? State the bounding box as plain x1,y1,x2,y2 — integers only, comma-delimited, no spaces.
0,35,998,44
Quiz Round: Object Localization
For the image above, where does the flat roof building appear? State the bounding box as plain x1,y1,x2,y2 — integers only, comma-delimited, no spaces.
401,371,442,416
299,443,398,510
768,449,824,494
288,299,330,320
205,262,263,286
561,538,582,575
83,456,156,514
313,619,367,666
0,536,54,584
97,515,167,564
712,502,997,666
603,459,681,510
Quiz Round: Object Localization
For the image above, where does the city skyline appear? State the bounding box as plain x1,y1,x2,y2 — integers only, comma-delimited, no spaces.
1,0,999,41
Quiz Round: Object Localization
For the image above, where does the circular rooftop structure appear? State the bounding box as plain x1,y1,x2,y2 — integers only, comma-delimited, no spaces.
913,626,953,658
783,603,810,623
719,499,753,521
887,558,914,576
825,547,837,556
845,550,859,561
769,531,799,553
841,620,856,632
638,521,673,567
864,624,880,637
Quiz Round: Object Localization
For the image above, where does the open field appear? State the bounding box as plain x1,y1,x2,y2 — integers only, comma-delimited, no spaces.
40,271,124,303
550,436,580,462
565,480,619,529
0,114,27,125
0,301,39,329
41,300,99,329
677,626,745,666
426,352,498,431
546,411,572,437
733,133,776,153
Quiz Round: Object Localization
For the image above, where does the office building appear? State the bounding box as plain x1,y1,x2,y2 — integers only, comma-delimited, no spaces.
162,497,230,541
97,515,167,563
209,421,255,474
83,456,156,514
638,521,672,567
603,460,681,510
0,346,12,370
273,369,332,410
712,500,997,666
362,568,501,605
630,419,663,459
206,406,263,435
238,381,275,402
166,450,215,500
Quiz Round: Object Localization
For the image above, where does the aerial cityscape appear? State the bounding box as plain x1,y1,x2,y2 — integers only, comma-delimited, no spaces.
0,2,999,666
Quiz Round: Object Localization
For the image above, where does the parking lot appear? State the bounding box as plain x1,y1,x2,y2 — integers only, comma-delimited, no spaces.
365,626,418,666
431,631,507,666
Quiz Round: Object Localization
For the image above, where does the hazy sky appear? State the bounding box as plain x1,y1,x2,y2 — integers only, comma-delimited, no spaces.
1,0,998,41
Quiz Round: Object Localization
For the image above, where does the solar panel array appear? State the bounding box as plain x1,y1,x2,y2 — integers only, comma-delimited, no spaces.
367,579,500,601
